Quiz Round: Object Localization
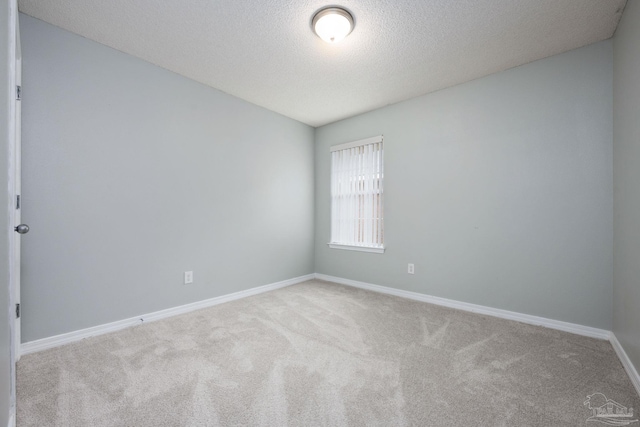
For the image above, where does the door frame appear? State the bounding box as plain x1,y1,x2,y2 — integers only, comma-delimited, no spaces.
7,0,20,424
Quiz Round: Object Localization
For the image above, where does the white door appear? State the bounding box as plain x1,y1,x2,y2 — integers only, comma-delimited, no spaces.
8,4,23,422
12,40,22,359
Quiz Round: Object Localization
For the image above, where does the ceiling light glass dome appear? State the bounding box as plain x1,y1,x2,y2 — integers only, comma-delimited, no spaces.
312,7,355,43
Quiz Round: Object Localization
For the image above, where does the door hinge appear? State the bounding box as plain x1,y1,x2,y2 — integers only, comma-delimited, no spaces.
16,195,20,210
15,304,20,319
16,85,21,101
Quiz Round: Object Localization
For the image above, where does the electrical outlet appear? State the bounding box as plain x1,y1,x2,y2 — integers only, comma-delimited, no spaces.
408,263,415,274
184,271,193,284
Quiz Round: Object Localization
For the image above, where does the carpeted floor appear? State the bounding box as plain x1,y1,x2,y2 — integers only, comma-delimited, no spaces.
17,280,640,426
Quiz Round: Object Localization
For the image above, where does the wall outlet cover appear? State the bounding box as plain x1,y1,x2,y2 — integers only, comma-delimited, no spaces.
184,271,194,284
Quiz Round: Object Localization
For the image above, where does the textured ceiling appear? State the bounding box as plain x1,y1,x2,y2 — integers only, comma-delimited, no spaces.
18,0,626,127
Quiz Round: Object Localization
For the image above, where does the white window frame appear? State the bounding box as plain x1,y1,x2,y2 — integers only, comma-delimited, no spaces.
329,135,385,253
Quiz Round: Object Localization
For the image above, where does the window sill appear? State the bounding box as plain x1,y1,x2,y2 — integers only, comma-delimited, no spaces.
328,243,385,254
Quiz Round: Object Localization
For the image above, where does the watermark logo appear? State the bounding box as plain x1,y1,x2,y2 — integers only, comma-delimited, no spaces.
584,393,638,426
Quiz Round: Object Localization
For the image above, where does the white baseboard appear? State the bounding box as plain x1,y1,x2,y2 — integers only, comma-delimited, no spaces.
20,274,315,355
609,332,640,397
314,273,611,340
7,413,14,427
18,271,640,398
317,273,640,394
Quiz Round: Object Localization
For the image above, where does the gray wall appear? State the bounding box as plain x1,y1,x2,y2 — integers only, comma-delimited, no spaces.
1,0,13,423
613,0,640,372
17,11,624,345
20,15,315,342
315,41,613,329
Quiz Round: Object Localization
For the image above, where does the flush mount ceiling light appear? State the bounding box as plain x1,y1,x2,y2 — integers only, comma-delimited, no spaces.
312,7,355,43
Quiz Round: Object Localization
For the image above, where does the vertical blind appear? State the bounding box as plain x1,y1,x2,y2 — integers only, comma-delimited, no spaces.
330,136,384,248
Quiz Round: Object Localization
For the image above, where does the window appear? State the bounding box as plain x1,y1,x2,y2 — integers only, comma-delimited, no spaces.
329,135,384,253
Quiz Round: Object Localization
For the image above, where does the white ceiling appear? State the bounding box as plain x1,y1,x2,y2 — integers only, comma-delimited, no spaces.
18,0,626,127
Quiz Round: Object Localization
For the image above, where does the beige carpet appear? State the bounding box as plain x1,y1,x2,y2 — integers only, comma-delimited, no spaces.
17,280,640,426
